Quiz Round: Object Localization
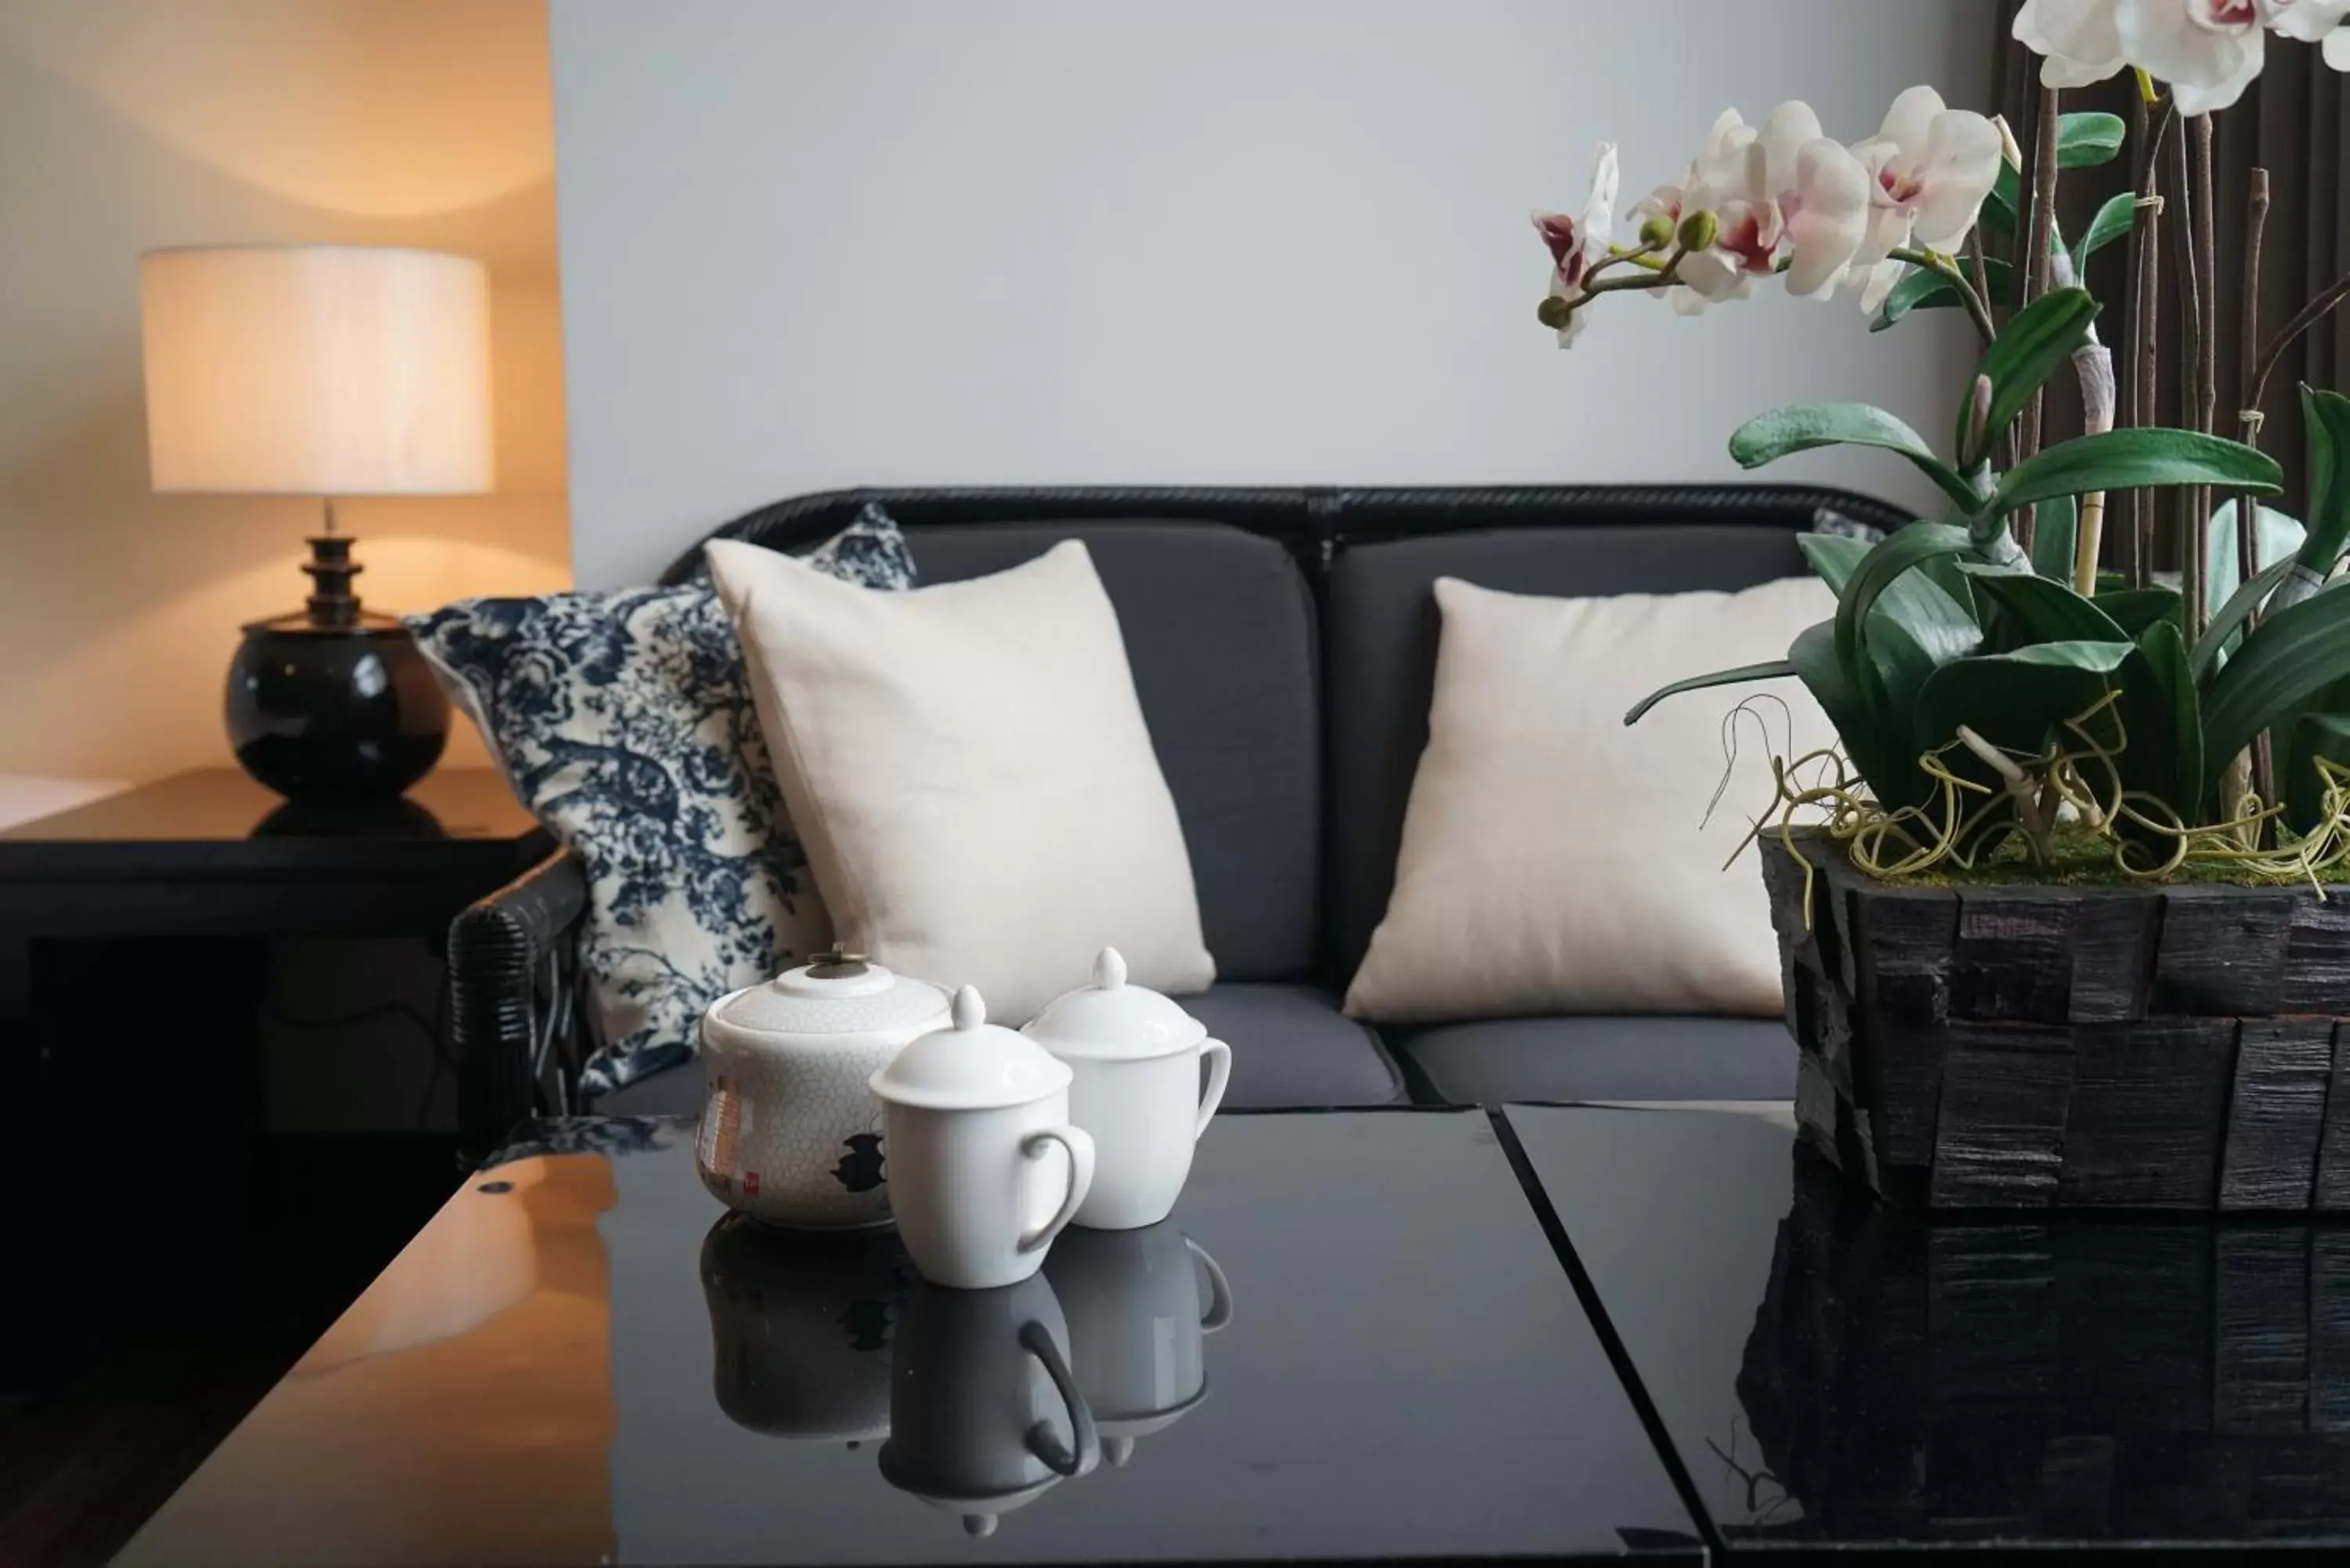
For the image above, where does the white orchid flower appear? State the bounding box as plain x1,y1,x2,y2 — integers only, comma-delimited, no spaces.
2013,0,2130,86
1668,102,1865,305
1850,85,2005,273
2266,0,2350,65
2121,0,2266,113
1781,140,1872,297
2264,0,2350,38
1530,142,1619,346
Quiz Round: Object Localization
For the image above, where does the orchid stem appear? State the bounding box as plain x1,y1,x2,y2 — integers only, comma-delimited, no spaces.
1889,247,1997,345
1578,245,1688,299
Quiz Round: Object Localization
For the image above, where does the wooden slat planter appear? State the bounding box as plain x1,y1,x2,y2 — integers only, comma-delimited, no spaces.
1761,829,2350,1211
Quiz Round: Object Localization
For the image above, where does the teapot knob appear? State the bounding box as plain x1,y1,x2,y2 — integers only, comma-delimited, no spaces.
1092,947,1127,991
951,985,986,1031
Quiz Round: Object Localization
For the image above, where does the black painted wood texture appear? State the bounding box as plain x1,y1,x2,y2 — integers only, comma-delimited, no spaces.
1765,829,2350,1211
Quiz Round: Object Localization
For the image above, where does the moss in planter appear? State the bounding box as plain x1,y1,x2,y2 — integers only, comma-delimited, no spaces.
1869,823,2320,889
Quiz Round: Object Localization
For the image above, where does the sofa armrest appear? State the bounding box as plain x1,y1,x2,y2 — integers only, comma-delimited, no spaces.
450,846,590,1159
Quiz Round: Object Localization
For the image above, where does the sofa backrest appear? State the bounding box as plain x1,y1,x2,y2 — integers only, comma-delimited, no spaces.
671,484,1907,991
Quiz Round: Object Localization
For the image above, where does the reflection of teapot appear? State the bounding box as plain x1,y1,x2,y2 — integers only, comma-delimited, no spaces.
877,1274,1099,1537
699,1214,911,1443
1044,1225,1230,1467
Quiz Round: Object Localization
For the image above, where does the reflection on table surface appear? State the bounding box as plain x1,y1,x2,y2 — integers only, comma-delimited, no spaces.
115,1144,627,1566
121,1110,1701,1566
1508,1102,2350,1553
699,1211,1231,1537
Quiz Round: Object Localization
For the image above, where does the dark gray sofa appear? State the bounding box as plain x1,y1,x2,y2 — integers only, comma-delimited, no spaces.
447,483,1908,1152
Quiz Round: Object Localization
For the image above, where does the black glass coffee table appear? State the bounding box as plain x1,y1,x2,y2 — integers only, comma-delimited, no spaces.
118,1108,1703,1566
1508,1102,2350,1561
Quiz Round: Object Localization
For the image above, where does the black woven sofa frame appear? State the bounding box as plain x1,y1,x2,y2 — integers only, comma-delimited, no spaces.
446,482,1909,1158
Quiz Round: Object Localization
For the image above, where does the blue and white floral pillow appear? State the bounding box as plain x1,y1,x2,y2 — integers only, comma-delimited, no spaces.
407,505,916,1095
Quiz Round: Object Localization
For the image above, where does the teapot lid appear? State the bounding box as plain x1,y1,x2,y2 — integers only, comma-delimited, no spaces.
870,987,1072,1111
710,952,950,1038
1021,948,1206,1061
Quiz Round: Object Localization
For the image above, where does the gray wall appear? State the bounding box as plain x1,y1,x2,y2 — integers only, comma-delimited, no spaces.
551,0,1992,588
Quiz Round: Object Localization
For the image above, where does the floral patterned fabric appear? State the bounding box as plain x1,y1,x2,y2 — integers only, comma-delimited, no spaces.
407,505,916,1094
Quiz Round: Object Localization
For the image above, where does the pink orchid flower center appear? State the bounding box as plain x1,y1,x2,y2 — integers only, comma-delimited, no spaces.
1533,213,1589,287
1716,203,1778,275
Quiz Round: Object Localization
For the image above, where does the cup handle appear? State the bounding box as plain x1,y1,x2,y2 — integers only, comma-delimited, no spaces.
1018,1319,1100,1477
1186,1235,1234,1333
1195,1039,1232,1141
1017,1125,1095,1254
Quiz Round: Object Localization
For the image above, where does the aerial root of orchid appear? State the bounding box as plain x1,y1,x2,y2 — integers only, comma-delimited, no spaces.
1732,692,2350,930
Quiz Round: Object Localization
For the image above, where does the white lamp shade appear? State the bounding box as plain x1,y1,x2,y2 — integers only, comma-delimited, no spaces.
140,245,494,495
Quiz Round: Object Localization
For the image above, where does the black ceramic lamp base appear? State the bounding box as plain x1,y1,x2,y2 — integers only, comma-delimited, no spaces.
225,530,450,804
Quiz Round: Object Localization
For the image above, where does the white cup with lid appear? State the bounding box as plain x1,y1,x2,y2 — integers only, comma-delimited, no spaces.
871,986,1097,1289
1022,948,1232,1230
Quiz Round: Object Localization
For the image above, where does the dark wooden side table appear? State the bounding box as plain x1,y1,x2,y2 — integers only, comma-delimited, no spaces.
0,767,551,940
0,768,552,1389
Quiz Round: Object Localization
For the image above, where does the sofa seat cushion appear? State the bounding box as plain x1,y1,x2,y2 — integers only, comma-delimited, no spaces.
591,982,1405,1118
1181,984,1405,1109
1394,1016,1795,1106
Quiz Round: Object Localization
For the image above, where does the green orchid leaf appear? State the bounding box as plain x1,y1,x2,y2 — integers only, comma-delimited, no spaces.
2204,500,2306,630
1961,287,2099,470
2030,493,2078,581
2125,619,2203,829
2057,111,2127,168
1795,531,1867,594
1789,619,1927,810
2189,555,2300,677
1871,258,2015,332
2202,582,2350,797
1982,158,2020,237
1802,531,1984,725
1624,660,1799,726
1832,522,1979,714
1991,427,2284,516
1960,563,2126,645
2093,585,2186,640
2296,385,2350,584
1731,403,1979,513
1912,641,2139,852
2284,698,2350,833
2070,191,2138,273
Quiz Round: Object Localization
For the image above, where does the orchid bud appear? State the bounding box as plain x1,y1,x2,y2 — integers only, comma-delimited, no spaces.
1637,213,1676,249
1963,373,1994,462
1676,208,1720,253
1992,114,2023,170
1536,294,1575,330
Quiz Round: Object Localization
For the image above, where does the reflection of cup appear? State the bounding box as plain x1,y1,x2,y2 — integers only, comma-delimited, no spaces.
1044,1226,1230,1467
700,1215,910,1442
878,1274,1099,1536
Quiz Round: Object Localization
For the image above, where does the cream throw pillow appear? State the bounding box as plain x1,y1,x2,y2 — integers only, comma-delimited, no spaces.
708,537,1214,1023
1344,574,1838,1024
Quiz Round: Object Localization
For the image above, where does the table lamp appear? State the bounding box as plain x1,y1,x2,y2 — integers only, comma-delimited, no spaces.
139,244,494,802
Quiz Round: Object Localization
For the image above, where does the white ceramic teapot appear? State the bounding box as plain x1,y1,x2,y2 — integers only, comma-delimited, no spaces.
1023,948,1231,1230
696,952,950,1230
870,986,1096,1289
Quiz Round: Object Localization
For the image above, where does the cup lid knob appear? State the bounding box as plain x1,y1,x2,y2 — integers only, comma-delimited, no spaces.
950,985,985,1031
1092,947,1127,991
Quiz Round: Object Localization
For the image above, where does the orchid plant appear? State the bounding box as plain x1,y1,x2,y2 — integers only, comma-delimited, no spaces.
1557,2,2350,883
